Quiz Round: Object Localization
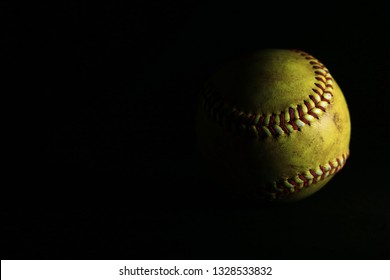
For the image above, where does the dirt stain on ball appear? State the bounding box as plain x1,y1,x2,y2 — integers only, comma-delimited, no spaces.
333,112,343,132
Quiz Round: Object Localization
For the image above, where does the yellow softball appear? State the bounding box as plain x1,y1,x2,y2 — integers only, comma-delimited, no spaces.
196,49,351,202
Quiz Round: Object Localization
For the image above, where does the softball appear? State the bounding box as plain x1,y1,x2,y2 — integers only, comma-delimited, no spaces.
196,49,351,202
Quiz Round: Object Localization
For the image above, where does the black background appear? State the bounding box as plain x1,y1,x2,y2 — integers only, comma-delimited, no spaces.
3,1,390,260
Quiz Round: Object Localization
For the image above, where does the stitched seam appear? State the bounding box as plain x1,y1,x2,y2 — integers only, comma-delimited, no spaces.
266,153,348,199
201,50,334,138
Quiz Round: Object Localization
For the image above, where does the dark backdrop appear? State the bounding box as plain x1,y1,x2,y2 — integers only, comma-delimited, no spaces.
3,1,389,260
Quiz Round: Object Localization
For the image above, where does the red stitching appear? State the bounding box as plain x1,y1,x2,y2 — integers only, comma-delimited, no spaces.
304,100,312,111
320,165,327,180
315,83,326,91
309,94,317,102
297,105,309,124
316,104,326,112
279,113,290,134
315,70,327,76
321,96,331,104
201,49,334,138
308,111,319,119
288,179,299,188
271,154,349,199
299,174,309,187
267,114,277,136
310,169,319,184
312,88,322,95
254,115,265,137
315,76,326,82
289,107,299,130
248,114,257,124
